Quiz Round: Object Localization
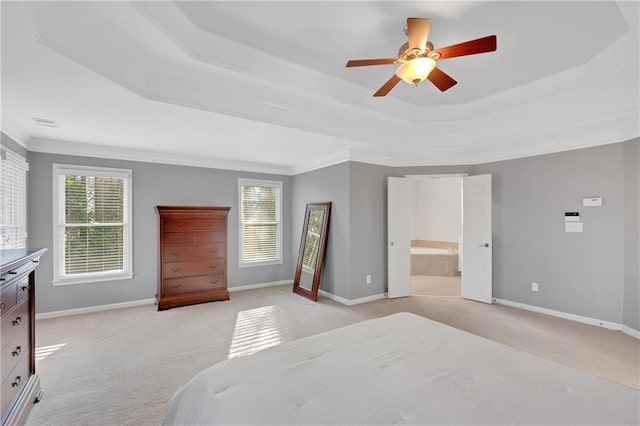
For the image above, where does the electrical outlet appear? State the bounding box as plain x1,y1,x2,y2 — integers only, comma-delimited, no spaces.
532,282,539,292
366,275,372,284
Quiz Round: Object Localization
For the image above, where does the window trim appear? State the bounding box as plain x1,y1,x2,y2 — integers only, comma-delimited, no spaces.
238,178,283,268
52,164,133,286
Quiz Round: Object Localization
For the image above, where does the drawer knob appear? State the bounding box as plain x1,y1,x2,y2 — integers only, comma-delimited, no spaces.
12,316,22,326
171,267,181,273
210,264,218,269
32,259,39,263
12,376,21,387
12,346,21,356
210,280,218,285
171,284,181,289
8,271,17,275
178,222,183,227
210,248,218,254
20,285,28,292
171,251,180,256
177,235,184,240
0,302,5,310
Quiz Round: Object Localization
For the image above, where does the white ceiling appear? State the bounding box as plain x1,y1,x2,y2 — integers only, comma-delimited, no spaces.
1,1,638,175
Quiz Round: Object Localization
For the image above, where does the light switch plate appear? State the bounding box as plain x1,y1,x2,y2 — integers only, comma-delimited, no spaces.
565,222,583,233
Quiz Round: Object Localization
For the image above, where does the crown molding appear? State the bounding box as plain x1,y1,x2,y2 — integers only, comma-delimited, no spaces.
27,137,293,176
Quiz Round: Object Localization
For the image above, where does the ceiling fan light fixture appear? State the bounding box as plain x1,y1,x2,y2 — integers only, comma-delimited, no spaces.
395,57,436,86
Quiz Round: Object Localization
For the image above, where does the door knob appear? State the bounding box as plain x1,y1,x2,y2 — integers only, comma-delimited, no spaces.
389,241,394,246
479,243,490,248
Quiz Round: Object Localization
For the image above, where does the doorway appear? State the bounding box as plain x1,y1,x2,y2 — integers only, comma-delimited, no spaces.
407,175,462,297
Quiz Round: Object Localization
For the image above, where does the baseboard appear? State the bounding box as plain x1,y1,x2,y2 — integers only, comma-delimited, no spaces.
493,298,639,340
318,290,387,306
36,298,156,320
228,280,292,292
36,281,292,319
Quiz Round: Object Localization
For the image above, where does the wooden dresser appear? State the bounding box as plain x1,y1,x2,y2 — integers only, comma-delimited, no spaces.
1,248,46,426
156,206,230,310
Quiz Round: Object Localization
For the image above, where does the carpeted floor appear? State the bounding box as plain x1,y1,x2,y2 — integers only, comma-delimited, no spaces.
411,275,461,297
27,284,639,425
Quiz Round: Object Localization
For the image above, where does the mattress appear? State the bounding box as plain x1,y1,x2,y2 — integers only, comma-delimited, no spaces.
164,312,638,425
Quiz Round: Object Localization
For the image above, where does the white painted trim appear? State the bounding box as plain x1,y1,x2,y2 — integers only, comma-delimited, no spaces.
228,280,292,292
620,325,640,340
36,298,155,320
318,290,387,306
494,298,639,340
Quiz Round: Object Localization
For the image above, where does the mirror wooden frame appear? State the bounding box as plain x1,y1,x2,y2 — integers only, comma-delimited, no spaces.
293,202,331,301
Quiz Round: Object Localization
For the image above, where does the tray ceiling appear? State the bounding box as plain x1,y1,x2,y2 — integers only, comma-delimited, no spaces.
1,1,638,174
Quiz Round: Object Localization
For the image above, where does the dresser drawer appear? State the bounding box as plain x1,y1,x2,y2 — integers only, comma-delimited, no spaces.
163,274,225,296
1,355,29,419
1,327,29,384
0,284,17,319
16,280,30,305
164,218,224,232
162,243,225,262
1,300,29,351
163,231,224,245
163,259,225,279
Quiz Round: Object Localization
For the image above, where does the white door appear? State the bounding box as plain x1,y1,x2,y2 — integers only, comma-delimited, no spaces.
387,177,411,298
462,174,493,303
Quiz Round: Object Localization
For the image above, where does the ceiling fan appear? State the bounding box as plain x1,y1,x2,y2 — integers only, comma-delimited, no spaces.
346,18,497,97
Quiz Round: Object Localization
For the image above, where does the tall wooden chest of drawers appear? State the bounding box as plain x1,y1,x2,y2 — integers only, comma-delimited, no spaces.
156,206,230,310
1,248,46,426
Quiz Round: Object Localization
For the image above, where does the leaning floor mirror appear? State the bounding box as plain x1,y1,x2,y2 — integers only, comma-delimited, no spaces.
293,202,331,301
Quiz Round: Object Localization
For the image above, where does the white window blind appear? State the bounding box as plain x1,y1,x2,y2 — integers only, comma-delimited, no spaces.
0,149,29,249
53,164,133,285
239,179,282,267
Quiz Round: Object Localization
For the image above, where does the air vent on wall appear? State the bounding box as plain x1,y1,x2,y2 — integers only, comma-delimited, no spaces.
32,117,59,128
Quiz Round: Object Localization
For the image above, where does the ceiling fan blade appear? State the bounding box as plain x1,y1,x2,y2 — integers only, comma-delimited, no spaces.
346,58,398,67
373,75,401,97
427,67,457,92
435,35,497,60
407,18,431,50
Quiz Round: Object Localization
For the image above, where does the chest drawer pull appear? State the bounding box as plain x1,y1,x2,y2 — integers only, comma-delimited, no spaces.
20,285,29,292
171,284,181,289
0,278,5,281
12,346,21,356
210,264,218,269
171,267,181,273
8,271,17,275
12,376,22,387
210,280,218,285
12,316,22,326
32,259,39,263
0,302,5,310
171,250,180,256
210,248,218,254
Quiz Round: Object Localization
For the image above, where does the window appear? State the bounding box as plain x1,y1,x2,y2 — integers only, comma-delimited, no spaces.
53,164,132,285
0,149,28,249
239,179,282,267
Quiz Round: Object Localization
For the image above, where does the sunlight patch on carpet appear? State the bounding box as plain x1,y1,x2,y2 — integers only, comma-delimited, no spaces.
36,343,66,362
228,306,283,359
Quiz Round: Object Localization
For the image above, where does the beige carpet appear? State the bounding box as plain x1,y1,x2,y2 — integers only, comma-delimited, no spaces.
411,275,461,297
27,285,639,425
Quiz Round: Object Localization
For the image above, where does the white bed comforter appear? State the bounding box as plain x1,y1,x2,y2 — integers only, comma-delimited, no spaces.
164,312,638,425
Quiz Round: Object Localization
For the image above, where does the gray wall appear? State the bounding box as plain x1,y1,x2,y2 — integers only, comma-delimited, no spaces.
291,162,350,299
476,141,637,324
1,132,28,158
28,151,293,313
623,140,639,329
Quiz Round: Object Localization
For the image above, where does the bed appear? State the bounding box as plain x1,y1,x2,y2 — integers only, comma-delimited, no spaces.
164,312,638,425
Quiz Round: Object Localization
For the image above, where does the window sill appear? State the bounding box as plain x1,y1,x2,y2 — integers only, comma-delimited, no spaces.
239,259,283,268
53,273,134,286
